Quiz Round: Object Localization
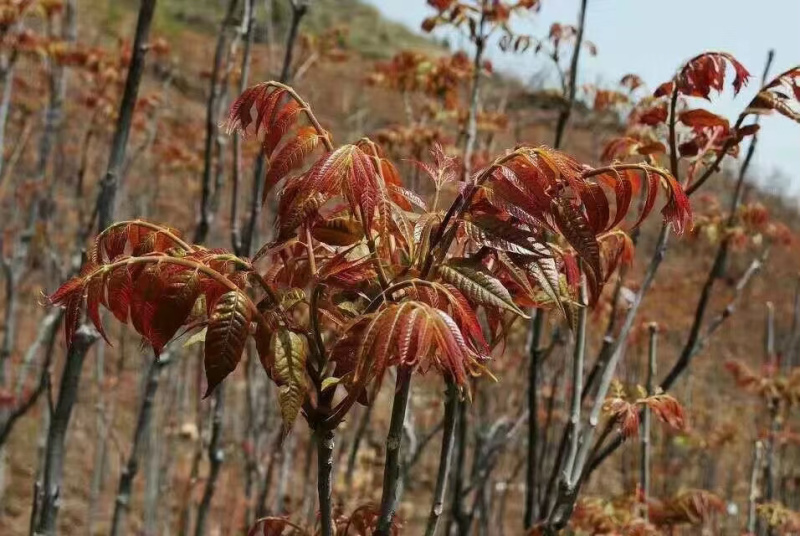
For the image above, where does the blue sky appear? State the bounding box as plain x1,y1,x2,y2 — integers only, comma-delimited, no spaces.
365,0,800,195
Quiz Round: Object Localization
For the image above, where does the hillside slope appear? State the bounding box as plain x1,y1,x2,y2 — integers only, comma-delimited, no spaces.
114,0,444,58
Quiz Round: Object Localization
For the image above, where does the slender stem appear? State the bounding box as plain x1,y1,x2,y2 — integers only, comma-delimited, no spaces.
356,205,389,290
538,361,563,516
552,0,589,150
280,1,307,83
424,379,459,536
195,0,239,244
581,163,673,181
344,402,375,490
747,441,765,535
659,49,775,391
524,309,545,527
0,310,61,448
34,326,99,535
309,285,326,371
448,396,469,536
540,279,588,531
110,355,169,536
640,323,657,520
361,142,391,288
765,300,776,365
588,248,768,474
316,428,335,536
581,224,668,453
763,304,779,533
667,85,679,179
564,277,588,485
685,115,746,196
232,0,256,256
0,115,32,200
95,0,158,231
374,367,412,535
194,385,226,536
0,62,15,183
462,1,487,181
304,224,317,275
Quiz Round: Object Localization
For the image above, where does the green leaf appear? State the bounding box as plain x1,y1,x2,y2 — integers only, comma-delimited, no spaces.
321,376,342,392
280,288,306,310
438,259,527,317
526,254,565,317
269,329,309,431
183,327,207,348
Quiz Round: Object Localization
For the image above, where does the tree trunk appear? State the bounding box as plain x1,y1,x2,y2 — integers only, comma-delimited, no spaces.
524,311,544,527
424,380,458,536
375,368,412,535
461,2,487,181
316,428,335,536
194,0,239,244
109,355,169,536
96,0,158,230
34,326,98,535
640,324,658,520
195,385,226,536
552,0,589,149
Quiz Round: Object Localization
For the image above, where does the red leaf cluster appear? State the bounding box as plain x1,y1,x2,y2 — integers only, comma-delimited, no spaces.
656,52,750,99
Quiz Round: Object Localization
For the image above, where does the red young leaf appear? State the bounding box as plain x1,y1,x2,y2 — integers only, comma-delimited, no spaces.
262,100,303,157
674,52,750,99
106,265,134,323
129,265,164,345
641,393,686,432
86,271,110,344
263,126,321,198
679,109,730,130
149,270,200,354
311,216,363,246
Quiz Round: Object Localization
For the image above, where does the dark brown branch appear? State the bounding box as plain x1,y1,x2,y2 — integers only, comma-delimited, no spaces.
552,0,589,149
34,325,99,535
0,310,61,447
587,249,768,474
526,3,589,525
462,0,487,181
524,310,545,527
247,0,307,252
747,441,764,535
344,401,375,490
374,367,412,536
194,385,226,536
280,0,308,83
195,0,240,244
110,354,170,536
316,428,335,536
96,0,158,231
640,323,658,520
231,0,256,255
424,380,458,536
661,49,775,390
